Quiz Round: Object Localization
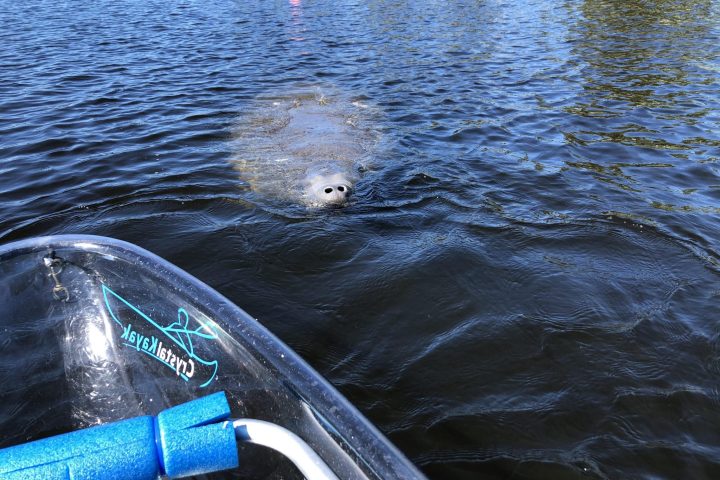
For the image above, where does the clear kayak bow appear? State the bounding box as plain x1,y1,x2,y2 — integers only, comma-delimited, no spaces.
0,235,425,480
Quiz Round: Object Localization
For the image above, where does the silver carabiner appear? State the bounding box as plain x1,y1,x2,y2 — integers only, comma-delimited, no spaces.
44,255,69,302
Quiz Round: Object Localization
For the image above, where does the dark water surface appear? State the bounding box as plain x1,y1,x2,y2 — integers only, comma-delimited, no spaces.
2,0,720,478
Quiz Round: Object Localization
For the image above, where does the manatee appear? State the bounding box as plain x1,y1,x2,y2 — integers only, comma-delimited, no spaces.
231,87,378,207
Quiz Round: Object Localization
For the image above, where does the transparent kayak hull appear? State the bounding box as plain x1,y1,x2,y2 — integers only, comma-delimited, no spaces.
0,235,424,480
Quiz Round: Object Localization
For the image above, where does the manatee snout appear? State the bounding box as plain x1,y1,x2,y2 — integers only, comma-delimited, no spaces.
305,172,354,206
320,183,351,204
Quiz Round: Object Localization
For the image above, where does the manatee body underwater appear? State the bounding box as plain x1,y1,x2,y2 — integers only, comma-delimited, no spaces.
231,87,379,207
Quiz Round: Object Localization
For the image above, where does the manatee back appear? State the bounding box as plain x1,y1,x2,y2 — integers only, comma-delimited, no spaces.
231,86,379,204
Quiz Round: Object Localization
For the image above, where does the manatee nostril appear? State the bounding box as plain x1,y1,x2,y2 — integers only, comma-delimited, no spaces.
324,187,333,194
337,186,345,192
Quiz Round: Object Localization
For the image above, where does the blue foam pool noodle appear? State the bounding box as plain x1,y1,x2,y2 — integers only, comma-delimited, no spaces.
0,391,239,480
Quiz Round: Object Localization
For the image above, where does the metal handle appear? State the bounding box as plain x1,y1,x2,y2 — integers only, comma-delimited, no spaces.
233,419,339,480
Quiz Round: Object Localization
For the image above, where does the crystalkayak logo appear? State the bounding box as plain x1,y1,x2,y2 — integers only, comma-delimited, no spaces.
101,284,219,387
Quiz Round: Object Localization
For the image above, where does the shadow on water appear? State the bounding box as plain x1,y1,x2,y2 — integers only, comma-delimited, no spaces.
558,0,720,269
